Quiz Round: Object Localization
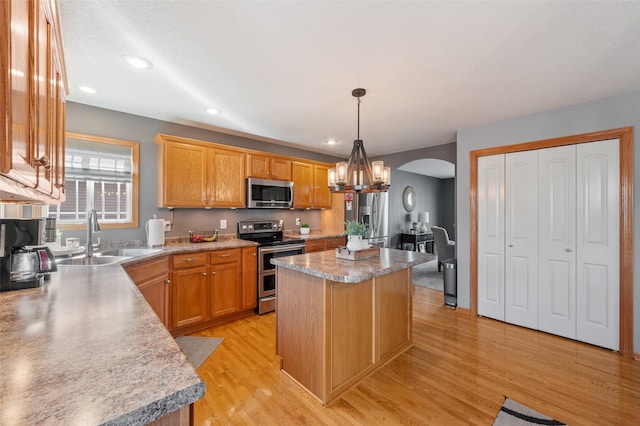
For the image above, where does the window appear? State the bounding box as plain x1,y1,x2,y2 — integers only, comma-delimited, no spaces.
49,133,139,230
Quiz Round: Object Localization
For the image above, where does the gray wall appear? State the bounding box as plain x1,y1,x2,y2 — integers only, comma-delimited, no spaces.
63,102,342,241
387,170,454,249
456,90,640,353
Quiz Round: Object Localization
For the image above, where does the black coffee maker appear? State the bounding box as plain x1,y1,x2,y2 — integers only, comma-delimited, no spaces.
0,218,57,292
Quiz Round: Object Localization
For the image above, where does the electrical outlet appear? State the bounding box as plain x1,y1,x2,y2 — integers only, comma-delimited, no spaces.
295,218,301,226
220,219,227,229
163,220,171,232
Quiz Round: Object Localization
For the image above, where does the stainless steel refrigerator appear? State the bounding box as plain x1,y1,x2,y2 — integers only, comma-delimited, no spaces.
344,192,389,248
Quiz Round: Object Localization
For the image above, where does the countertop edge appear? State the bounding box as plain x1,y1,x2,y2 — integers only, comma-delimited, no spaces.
271,249,433,283
105,382,206,426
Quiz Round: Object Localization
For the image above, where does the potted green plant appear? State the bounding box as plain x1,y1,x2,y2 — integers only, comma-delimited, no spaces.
345,220,366,250
300,223,310,235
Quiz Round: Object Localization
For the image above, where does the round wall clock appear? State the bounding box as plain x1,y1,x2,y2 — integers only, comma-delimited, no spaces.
402,186,416,212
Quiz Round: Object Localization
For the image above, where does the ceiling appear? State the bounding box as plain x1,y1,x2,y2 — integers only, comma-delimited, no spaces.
59,1,640,161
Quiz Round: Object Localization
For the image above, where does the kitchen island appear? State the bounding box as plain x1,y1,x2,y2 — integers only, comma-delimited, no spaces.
0,261,205,425
272,248,433,406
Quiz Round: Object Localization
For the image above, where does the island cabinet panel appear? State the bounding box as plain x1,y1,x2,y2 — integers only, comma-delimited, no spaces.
377,270,412,359
330,279,374,391
276,269,327,399
276,265,413,406
125,257,171,329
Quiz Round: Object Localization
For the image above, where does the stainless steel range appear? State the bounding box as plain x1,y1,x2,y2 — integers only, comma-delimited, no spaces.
237,219,305,315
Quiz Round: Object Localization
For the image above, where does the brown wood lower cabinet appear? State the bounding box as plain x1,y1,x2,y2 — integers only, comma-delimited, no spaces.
125,258,170,328
171,248,257,336
125,248,258,336
305,236,346,253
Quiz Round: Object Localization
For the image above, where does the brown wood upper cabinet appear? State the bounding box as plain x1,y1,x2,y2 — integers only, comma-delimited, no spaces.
2,0,67,203
292,161,332,209
154,135,245,208
246,153,291,181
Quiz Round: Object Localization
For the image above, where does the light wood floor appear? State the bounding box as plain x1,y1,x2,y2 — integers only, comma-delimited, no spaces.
191,286,640,425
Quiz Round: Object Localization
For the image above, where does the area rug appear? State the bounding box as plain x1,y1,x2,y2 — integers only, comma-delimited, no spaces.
412,259,444,291
493,397,565,425
175,336,224,369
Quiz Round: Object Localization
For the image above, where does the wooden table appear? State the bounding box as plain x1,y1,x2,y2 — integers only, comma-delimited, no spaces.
400,231,434,253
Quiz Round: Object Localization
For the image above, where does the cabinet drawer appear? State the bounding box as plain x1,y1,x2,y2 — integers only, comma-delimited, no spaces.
125,257,169,284
172,252,208,269
305,240,326,253
210,248,241,264
325,237,345,250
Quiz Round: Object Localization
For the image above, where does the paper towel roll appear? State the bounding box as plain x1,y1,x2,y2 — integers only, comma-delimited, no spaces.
146,218,165,248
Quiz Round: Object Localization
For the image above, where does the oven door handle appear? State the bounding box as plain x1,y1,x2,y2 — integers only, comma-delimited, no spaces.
259,244,306,254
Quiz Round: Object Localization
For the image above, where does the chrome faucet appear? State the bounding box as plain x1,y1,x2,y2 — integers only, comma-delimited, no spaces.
86,209,101,257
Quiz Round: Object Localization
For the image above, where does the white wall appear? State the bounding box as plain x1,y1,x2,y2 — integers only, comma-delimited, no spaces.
456,90,640,353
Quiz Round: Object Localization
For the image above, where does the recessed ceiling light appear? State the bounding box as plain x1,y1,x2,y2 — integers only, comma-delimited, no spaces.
121,54,153,70
206,108,222,115
324,139,339,145
79,86,97,94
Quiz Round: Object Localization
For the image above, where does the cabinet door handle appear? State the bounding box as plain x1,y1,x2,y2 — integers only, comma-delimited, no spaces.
211,272,216,275
219,253,231,258
184,258,197,262
253,253,256,257
34,155,51,169
202,272,207,276
165,279,171,284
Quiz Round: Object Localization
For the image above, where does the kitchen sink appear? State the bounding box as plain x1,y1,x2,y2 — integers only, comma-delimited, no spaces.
99,248,163,257
56,256,131,267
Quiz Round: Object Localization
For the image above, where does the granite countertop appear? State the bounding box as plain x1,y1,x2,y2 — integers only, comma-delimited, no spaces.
0,240,264,425
119,238,258,267
285,231,346,241
271,248,434,283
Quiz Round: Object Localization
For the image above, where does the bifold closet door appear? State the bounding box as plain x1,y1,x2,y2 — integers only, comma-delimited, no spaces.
504,151,538,329
538,145,577,340
477,154,505,321
576,139,619,350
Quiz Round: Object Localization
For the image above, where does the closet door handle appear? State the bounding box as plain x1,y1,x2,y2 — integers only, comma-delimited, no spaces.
508,244,514,247
565,248,573,252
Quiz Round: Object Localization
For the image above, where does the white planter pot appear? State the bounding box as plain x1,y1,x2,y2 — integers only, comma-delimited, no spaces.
346,235,363,251
300,227,310,235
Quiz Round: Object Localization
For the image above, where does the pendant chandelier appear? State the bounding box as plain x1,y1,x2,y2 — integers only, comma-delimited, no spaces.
327,88,391,193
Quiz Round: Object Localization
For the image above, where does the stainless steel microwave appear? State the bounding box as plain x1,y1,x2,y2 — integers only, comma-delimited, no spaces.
246,178,294,209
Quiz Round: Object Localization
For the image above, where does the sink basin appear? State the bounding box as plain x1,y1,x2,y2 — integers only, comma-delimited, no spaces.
99,248,163,257
56,256,131,267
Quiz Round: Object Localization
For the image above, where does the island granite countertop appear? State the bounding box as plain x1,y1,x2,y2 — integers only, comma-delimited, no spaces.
271,248,434,283
0,252,210,425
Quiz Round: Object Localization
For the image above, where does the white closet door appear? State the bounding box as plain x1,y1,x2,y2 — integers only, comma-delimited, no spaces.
505,151,538,328
477,154,505,321
576,139,619,350
538,145,576,339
